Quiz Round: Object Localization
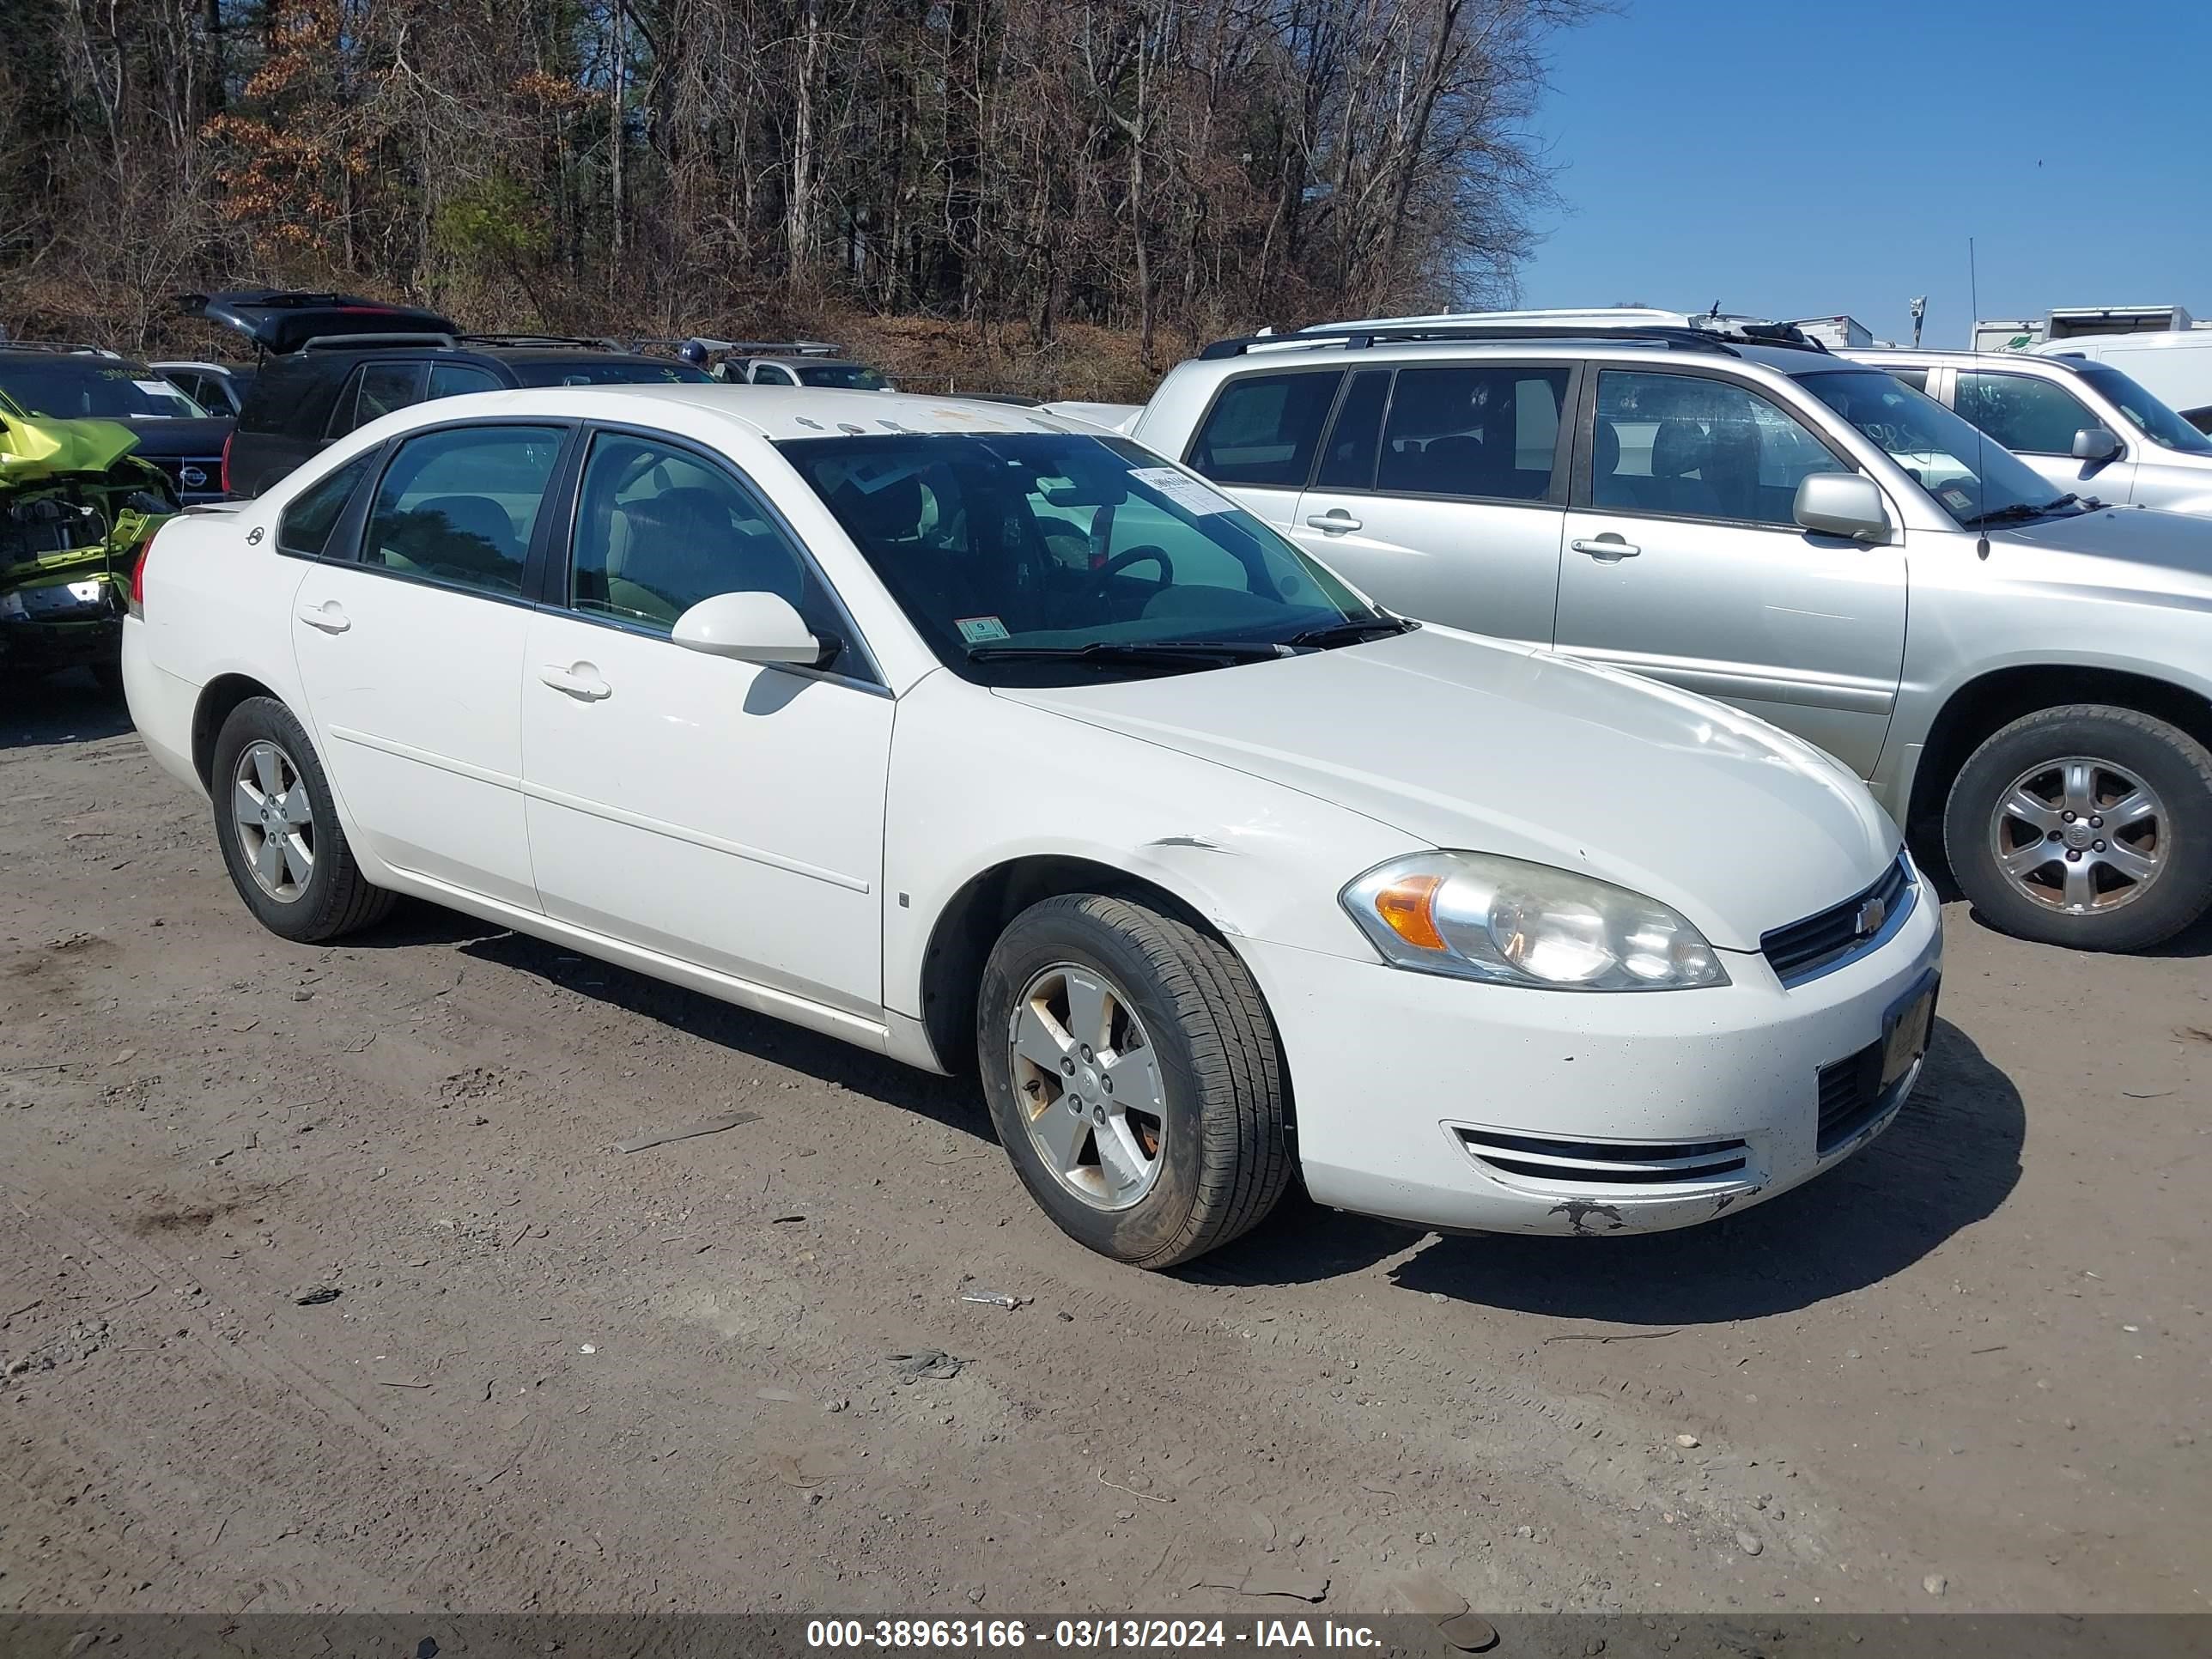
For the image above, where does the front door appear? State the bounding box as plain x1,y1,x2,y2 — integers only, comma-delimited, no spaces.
520,428,892,1016
1292,362,1572,647
1552,367,1907,778
1950,367,2136,504
289,422,568,909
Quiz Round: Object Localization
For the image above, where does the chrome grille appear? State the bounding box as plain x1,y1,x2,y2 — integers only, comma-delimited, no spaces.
1763,854,1914,986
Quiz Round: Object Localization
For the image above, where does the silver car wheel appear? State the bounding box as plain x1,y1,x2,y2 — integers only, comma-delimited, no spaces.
232,738,316,902
1989,755,2166,915
1007,962,1167,1212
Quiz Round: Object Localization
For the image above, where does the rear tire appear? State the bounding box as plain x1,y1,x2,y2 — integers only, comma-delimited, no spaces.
976,894,1291,1268
1943,702,2212,951
211,696,396,943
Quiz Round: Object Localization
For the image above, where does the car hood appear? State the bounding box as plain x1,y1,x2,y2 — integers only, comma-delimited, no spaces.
118,416,234,457
994,627,1899,950
2,410,146,482
1990,504,2212,595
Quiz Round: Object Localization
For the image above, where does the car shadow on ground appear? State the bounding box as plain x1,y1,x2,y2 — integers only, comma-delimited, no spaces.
0,669,131,750
398,916,1000,1146
1197,1017,2025,1320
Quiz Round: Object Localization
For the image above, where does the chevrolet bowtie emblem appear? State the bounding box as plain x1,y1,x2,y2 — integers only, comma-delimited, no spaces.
1856,895,1888,937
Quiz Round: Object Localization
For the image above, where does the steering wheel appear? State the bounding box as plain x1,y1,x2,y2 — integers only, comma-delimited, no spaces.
1088,544,1176,602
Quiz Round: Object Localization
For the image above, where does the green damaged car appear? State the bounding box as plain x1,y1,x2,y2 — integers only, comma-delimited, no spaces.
1,392,178,688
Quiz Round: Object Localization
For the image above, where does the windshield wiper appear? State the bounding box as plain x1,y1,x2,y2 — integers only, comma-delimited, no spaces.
966,640,1288,666
1960,495,2080,527
1285,615,1419,649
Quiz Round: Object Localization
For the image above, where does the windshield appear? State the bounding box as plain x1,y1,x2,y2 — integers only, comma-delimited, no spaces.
508,359,713,387
797,363,892,391
1797,369,2069,526
778,431,1383,683
2072,363,2212,454
0,359,208,419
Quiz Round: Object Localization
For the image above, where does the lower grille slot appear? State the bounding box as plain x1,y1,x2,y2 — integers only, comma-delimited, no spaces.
1454,1128,1751,1187
1816,1039,1893,1152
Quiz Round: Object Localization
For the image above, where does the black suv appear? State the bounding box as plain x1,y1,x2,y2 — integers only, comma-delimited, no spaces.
196,291,714,497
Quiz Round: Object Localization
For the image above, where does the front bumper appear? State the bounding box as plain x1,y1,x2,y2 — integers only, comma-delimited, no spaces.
1237,878,1942,1236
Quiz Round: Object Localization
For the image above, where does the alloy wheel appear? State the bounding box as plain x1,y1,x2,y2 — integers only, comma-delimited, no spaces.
232,738,316,902
1988,755,2165,915
1007,962,1168,1211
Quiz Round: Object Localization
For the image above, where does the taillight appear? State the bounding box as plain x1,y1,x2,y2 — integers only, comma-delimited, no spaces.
220,431,234,496
128,525,159,617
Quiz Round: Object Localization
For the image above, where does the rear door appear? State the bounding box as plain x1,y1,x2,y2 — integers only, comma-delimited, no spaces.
1178,368,1344,541
289,420,570,909
1552,366,1906,777
1291,361,1573,647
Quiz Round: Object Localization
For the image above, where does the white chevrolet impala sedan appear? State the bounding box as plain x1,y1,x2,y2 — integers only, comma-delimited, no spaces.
124,386,1940,1267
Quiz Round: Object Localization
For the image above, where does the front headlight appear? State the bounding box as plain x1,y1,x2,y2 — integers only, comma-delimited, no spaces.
1341,851,1729,991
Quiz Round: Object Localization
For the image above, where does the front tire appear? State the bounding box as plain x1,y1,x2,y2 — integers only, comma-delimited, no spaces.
1943,703,2212,951
976,894,1292,1267
210,696,396,942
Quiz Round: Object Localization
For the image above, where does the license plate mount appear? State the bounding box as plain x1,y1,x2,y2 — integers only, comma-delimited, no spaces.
1880,972,1938,1091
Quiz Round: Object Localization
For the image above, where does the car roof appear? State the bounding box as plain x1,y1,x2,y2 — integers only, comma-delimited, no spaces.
422,384,1086,441
0,348,155,370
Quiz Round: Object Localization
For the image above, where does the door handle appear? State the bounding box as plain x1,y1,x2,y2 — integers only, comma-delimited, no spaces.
1571,536,1641,562
1305,510,1363,533
539,663,612,702
296,599,350,633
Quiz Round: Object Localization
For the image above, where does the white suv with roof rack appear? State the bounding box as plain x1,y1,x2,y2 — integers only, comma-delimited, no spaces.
1121,309,2212,951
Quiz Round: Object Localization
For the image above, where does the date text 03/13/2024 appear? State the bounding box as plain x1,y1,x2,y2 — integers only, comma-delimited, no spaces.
805,1620,1384,1650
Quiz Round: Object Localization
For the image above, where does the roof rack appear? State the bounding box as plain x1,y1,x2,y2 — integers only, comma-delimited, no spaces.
457,332,626,351
631,337,845,358
0,341,125,358
299,331,459,352
1196,319,1829,361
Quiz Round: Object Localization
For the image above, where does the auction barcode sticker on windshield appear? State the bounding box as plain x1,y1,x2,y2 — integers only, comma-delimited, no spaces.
1130,466,1235,515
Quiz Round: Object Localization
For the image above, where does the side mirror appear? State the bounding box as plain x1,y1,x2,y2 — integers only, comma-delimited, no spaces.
672,590,820,666
1794,473,1892,542
2071,426,2123,464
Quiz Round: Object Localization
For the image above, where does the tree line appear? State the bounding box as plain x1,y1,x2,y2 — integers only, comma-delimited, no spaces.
0,0,1601,369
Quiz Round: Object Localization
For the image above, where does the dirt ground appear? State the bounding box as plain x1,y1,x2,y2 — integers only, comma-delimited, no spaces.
1,672,2204,1620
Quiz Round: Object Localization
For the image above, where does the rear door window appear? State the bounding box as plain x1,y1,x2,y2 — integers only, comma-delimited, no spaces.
361,425,565,597
1954,372,2096,455
428,363,503,401
1377,366,1568,501
1314,369,1391,491
343,362,428,434
1187,371,1344,488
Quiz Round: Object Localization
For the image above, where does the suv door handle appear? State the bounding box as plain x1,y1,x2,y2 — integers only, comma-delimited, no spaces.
296,599,350,633
1305,509,1363,533
539,663,612,702
1571,536,1641,561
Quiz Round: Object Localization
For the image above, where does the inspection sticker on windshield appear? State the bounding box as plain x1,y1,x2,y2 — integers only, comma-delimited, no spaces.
1130,466,1235,515
1941,487,1974,513
956,616,1010,645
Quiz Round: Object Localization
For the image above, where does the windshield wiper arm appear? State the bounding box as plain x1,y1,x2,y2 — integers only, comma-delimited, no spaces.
1285,615,1419,649
1960,498,2075,527
966,640,1288,665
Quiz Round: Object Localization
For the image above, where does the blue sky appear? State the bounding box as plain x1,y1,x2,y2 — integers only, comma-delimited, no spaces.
1522,0,2209,345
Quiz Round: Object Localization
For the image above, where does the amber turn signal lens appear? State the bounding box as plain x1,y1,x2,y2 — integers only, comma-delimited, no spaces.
1373,873,1447,951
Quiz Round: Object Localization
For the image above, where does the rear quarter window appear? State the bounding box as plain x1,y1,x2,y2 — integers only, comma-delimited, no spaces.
237,356,347,436
1188,371,1345,488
